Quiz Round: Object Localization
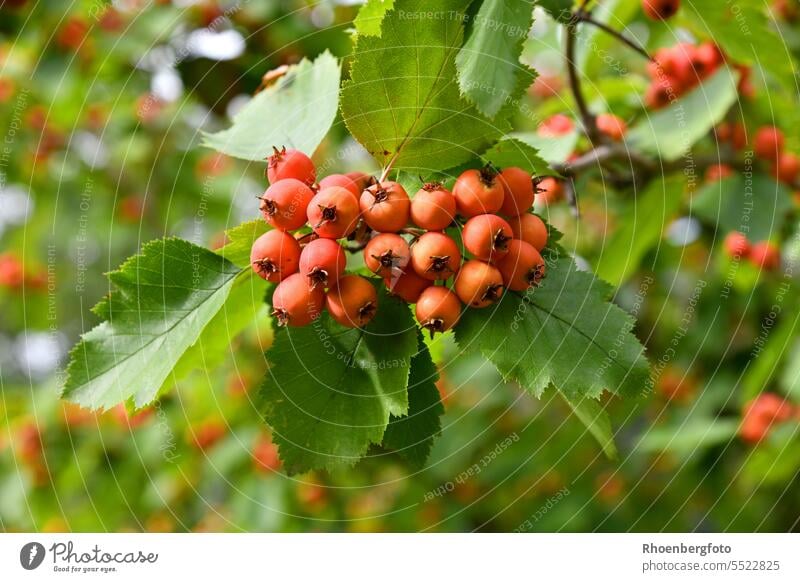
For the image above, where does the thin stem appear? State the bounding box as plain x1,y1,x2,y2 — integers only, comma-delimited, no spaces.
577,14,652,61
565,11,597,142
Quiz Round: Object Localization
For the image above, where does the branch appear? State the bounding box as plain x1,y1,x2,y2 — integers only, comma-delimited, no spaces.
577,14,652,61
565,11,597,142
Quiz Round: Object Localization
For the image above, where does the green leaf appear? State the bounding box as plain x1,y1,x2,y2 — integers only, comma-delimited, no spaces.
559,392,618,459
454,254,650,428
482,136,554,176
341,0,513,173
595,176,685,286
62,239,245,410
509,130,579,165
261,285,419,474
216,219,271,268
692,174,792,242
353,0,395,37
626,67,739,162
779,339,800,402
537,0,575,23
382,334,444,466
637,418,739,455
203,51,341,161
455,0,535,118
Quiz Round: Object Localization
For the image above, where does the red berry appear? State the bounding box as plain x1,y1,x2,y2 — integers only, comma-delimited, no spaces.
250,230,301,282
415,287,461,335
411,182,456,230
749,241,781,271
326,275,378,328
307,187,361,239
0,253,25,288
508,213,548,251
299,238,346,289
692,43,723,78
535,177,564,205
462,214,513,261
724,232,750,259
271,273,325,327
498,167,535,216
642,0,680,20
454,260,505,308
364,233,410,277
754,126,785,161
496,240,546,291
318,173,360,196
410,232,462,281
705,164,733,182
259,178,315,231
453,167,504,217
266,146,316,185
359,181,410,232
772,152,800,184
644,83,672,109
345,171,375,191
596,113,627,141
538,114,574,137
741,393,794,444
383,269,431,303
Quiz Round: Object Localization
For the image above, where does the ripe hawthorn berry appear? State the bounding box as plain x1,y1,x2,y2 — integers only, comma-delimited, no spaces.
299,238,346,289
454,260,505,308
266,146,316,185
740,393,794,444
724,232,750,259
717,122,747,150
462,214,513,261
535,177,563,205
508,213,548,251
383,269,431,303
642,0,680,20
250,230,301,282
538,114,574,137
415,286,461,336
259,178,315,231
307,186,361,239
753,126,785,161
749,241,781,271
596,113,627,142
497,240,546,291
772,152,800,184
411,182,456,230
705,164,733,182
410,232,462,281
498,167,535,216
326,275,378,328
318,173,360,196
364,233,410,277
359,181,410,232
271,273,325,327
453,167,504,217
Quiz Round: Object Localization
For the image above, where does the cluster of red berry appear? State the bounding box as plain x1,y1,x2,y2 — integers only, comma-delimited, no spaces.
249,148,550,334
723,232,781,271
740,393,798,444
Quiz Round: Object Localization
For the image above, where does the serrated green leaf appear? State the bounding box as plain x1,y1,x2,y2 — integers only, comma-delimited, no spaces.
216,219,271,268
261,285,418,474
62,239,245,410
483,136,554,176
559,392,618,459
203,51,340,160
627,67,740,162
595,176,685,286
455,0,535,118
382,334,444,467
537,0,575,23
353,0,395,36
692,174,792,242
509,130,579,165
341,0,513,173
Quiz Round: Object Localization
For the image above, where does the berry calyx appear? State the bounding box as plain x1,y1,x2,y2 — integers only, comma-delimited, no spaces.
326,275,378,328
454,260,505,308
410,232,462,281
266,146,316,186
415,287,461,336
259,178,315,231
753,126,785,161
318,173,361,196
749,241,781,271
596,113,627,142
453,167,504,217
508,213,548,251
462,214,513,261
359,181,411,232
299,238,346,289
271,273,325,327
364,233,411,277
496,240,546,291
383,269,432,303
498,167,535,216
411,182,456,230
724,232,750,259
307,187,361,239
250,230,301,282
642,0,680,20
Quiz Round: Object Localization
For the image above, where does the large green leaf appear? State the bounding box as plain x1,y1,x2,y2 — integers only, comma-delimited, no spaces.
341,0,513,173
455,0,535,118
382,334,444,467
203,51,340,160
595,176,685,286
353,0,396,37
537,0,575,23
261,285,419,474
482,136,554,176
61,239,245,410
510,130,579,165
559,392,618,459
627,67,739,162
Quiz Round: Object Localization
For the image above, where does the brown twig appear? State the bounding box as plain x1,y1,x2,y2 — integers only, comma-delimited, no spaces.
576,13,653,61
565,10,598,142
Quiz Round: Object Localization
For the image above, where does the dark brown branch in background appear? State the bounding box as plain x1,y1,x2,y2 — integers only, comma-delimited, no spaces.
576,14,653,61
565,10,598,143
